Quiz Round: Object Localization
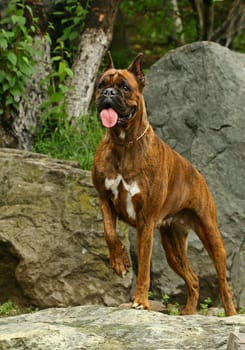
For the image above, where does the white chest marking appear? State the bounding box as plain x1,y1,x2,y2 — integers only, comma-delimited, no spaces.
119,130,126,140
105,174,122,199
105,174,140,220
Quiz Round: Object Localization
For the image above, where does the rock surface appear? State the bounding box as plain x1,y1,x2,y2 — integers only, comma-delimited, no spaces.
0,149,131,308
0,305,244,349
144,41,245,307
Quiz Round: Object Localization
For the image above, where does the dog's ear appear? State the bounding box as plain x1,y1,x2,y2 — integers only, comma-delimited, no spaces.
105,51,114,70
128,53,145,90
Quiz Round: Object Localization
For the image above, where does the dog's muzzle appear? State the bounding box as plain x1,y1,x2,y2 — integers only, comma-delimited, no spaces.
97,88,136,128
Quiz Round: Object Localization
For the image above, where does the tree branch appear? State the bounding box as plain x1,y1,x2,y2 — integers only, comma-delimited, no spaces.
211,0,245,46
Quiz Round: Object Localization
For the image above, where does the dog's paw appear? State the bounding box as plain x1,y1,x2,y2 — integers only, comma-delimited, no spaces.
131,299,150,311
110,249,131,277
179,306,195,315
132,302,145,310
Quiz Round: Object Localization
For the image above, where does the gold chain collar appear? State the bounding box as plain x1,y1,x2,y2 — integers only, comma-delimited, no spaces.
133,122,150,143
111,122,150,146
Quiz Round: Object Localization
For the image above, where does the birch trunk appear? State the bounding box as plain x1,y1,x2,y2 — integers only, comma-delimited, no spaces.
66,0,121,119
12,36,51,149
171,0,185,45
66,28,110,118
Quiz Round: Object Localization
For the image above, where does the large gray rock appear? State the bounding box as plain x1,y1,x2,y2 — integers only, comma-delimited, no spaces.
0,148,131,308
144,42,245,307
0,305,244,349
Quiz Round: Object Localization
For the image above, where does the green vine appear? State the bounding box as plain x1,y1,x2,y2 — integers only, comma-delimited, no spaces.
0,0,36,122
53,0,90,62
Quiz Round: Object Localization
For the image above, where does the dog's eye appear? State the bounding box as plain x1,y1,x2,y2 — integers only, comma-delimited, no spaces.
122,83,130,92
98,81,105,89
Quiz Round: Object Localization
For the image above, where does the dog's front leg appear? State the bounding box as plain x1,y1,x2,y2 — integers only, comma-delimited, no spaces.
100,199,131,277
132,220,155,310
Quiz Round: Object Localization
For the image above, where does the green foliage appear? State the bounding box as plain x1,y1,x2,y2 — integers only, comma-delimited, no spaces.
52,0,90,64
119,0,244,61
148,291,154,300
199,297,212,315
34,112,104,170
0,300,38,317
120,0,177,56
161,293,180,315
169,303,180,316
120,0,200,59
40,39,74,129
0,301,19,316
233,33,245,54
216,309,225,317
0,0,36,118
162,293,170,306
239,306,245,314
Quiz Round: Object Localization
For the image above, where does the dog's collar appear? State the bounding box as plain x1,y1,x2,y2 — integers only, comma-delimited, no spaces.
109,122,150,146
131,122,150,144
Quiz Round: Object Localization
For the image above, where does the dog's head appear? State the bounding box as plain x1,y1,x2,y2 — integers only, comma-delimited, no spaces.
96,52,145,128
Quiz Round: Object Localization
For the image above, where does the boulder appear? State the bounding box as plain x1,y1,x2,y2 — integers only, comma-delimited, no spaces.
0,148,131,308
144,41,245,307
0,305,244,349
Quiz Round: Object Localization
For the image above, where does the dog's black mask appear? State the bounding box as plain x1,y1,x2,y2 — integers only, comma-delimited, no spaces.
96,84,136,127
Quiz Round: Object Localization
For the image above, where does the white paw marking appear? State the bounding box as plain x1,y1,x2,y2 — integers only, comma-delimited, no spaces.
105,174,140,220
132,303,144,310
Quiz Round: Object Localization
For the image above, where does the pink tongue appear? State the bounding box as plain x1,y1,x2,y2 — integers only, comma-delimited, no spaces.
100,108,118,128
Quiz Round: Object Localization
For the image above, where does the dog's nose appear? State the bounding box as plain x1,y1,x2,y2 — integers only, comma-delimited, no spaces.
103,88,118,97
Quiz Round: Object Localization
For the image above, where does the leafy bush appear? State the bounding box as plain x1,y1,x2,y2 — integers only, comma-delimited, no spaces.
0,301,19,316
0,0,36,118
0,300,38,317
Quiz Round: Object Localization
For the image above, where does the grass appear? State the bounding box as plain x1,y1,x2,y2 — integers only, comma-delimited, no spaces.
0,301,38,317
33,112,105,170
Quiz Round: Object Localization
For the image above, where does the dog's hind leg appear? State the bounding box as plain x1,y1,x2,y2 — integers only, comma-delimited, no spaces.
159,222,199,315
132,220,155,310
194,220,237,316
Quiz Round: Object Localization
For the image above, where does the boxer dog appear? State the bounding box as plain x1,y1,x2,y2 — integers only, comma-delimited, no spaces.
92,52,237,315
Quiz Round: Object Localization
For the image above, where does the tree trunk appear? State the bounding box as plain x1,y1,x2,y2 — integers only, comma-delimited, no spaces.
171,0,185,45
66,0,121,119
203,0,214,40
190,0,213,40
12,36,51,149
189,0,203,40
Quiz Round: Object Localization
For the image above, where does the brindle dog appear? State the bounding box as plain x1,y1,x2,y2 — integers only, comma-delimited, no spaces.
92,53,237,315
